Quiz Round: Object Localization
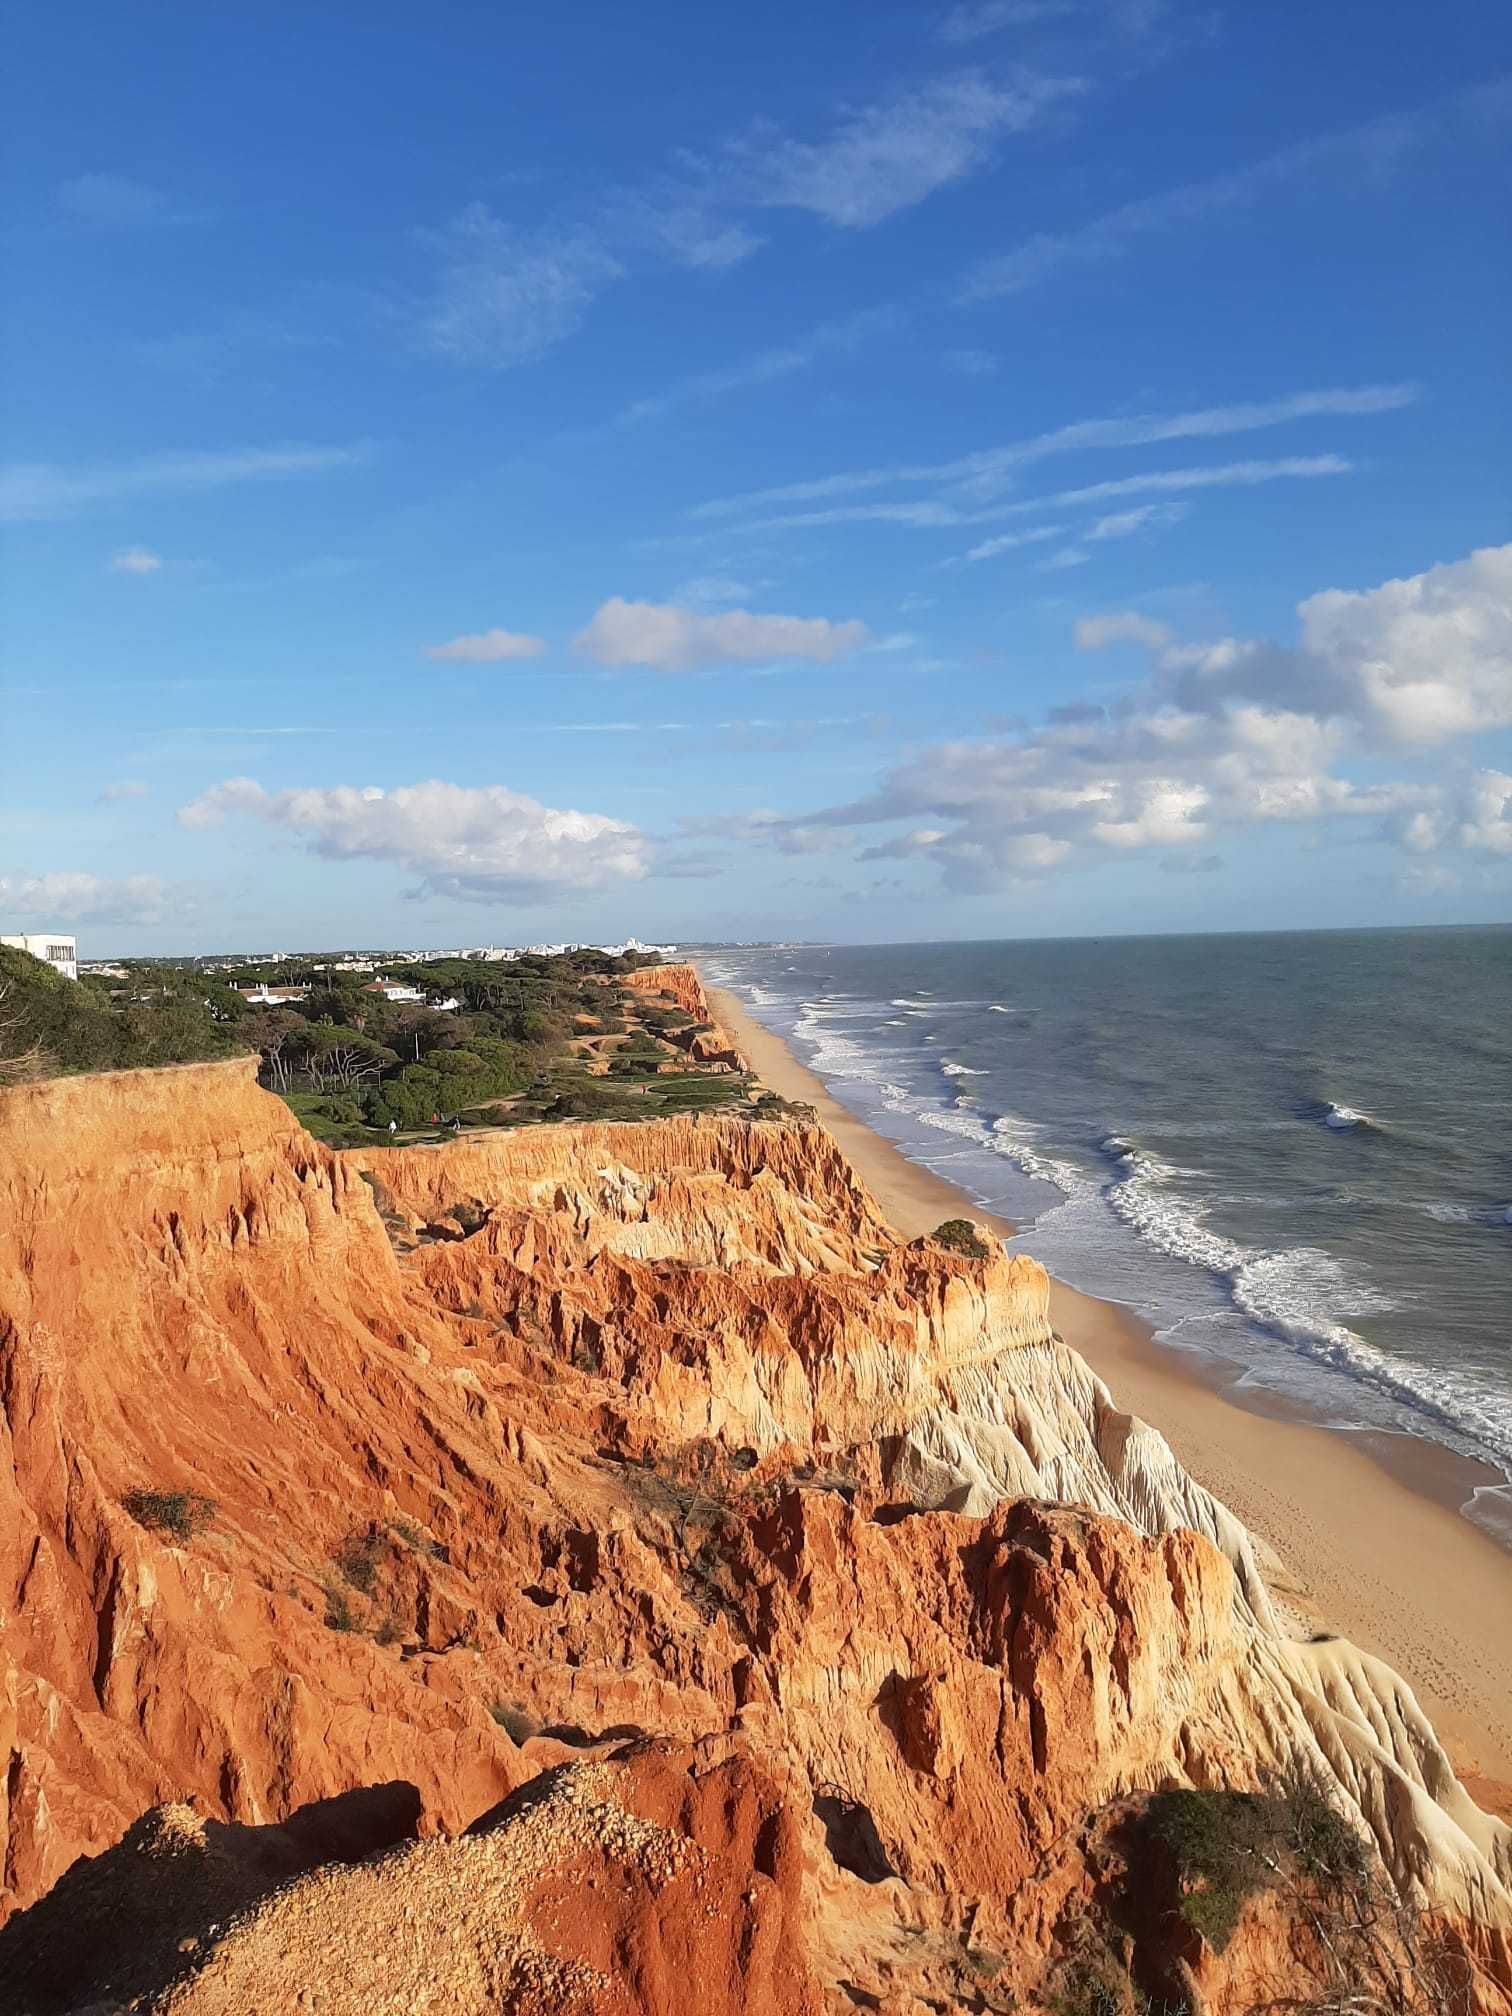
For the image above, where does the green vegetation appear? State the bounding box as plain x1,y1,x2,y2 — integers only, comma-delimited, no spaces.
2,942,769,1142
1,945,243,1084
333,1527,387,1594
931,1217,992,1261
1144,1779,1367,1952
323,1587,358,1633
389,1518,444,1560
121,1489,217,1544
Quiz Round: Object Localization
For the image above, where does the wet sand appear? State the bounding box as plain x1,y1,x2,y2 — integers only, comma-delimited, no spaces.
706,978,1512,1794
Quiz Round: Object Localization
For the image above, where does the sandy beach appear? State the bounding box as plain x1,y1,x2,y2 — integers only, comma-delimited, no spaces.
706,977,1512,1799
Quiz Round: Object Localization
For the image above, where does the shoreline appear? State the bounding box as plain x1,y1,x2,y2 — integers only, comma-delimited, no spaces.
704,976,1512,1798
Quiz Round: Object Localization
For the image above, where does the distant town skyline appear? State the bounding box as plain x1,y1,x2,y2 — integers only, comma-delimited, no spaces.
4,2,1511,952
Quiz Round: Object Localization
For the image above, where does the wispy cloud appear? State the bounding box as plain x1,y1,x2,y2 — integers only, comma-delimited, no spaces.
1085,501,1188,539
690,383,1413,520
722,69,1087,229
954,524,1068,564
612,306,904,428
942,346,999,377
940,1,1081,44
55,172,207,230
955,82,1508,301
1,443,369,523
108,546,163,575
423,628,546,664
739,453,1352,539
414,204,623,367
1048,453,1350,507
97,779,151,803
413,67,1082,368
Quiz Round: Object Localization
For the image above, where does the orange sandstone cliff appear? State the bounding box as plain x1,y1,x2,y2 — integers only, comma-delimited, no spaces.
1,1021,1509,2012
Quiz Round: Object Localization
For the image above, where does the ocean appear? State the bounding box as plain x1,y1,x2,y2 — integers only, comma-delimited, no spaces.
702,928,1512,1543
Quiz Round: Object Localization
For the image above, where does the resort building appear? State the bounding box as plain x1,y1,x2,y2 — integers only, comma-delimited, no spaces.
1,932,79,980
237,982,310,1006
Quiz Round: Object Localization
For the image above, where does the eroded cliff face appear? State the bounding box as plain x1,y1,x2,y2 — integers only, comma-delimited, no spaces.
1,1053,1508,2014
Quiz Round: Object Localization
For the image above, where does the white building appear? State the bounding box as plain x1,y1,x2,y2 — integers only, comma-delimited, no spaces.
366,978,424,1003
238,982,309,1006
2,932,78,981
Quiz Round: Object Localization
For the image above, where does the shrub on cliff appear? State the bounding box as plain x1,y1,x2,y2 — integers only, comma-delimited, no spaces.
122,1489,217,1544
1144,1778,1369,1952
931,1217,992,1261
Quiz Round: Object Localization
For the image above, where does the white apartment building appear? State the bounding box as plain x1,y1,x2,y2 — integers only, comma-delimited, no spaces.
2,932,79,980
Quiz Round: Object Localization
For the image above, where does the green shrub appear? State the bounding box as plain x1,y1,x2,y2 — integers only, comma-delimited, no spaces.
1279,1774,1370,1886
1146,1788,1286,1951
389,1518,443,1559
324,1587,358,1632
122,1489,216,1544
931,1217,991,1261
333,1528,386,1594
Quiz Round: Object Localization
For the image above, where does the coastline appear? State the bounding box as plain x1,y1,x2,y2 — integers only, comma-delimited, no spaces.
705,975,1512,1799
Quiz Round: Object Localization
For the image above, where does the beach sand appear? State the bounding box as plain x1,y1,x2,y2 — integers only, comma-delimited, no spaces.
706,979,1512,1799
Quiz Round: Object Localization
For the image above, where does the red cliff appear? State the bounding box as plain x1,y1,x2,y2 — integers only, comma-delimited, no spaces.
1,1060,1507,2012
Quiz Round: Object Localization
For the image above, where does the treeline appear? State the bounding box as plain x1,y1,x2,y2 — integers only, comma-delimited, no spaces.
0,943,657,1141
0,945,246,1084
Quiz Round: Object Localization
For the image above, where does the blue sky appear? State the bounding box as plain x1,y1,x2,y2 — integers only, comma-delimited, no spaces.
3,0,1510,953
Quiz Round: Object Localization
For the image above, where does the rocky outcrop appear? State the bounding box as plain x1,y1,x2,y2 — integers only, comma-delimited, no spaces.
622,961,746,1069
1,1059,1508,2012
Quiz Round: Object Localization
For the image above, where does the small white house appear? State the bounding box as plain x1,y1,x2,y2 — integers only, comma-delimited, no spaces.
1,932,78,980
366,978,424,1004
238,982,309,1006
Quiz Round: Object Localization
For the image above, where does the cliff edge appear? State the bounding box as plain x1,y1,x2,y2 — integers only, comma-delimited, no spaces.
1,1030,1508,2012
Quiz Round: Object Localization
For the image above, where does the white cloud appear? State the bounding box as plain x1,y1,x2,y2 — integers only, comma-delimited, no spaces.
726,70,1086,229
1074,610,1174,649
690,383,1414,521
177,777,648,902
1,443,367,523
572,598,869,672
97,779,150,803
1459,770,1512,855
0,871,175,925
423,628,546,663
1295,544,1512,746
109,546,163,575
715,541,1512,892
